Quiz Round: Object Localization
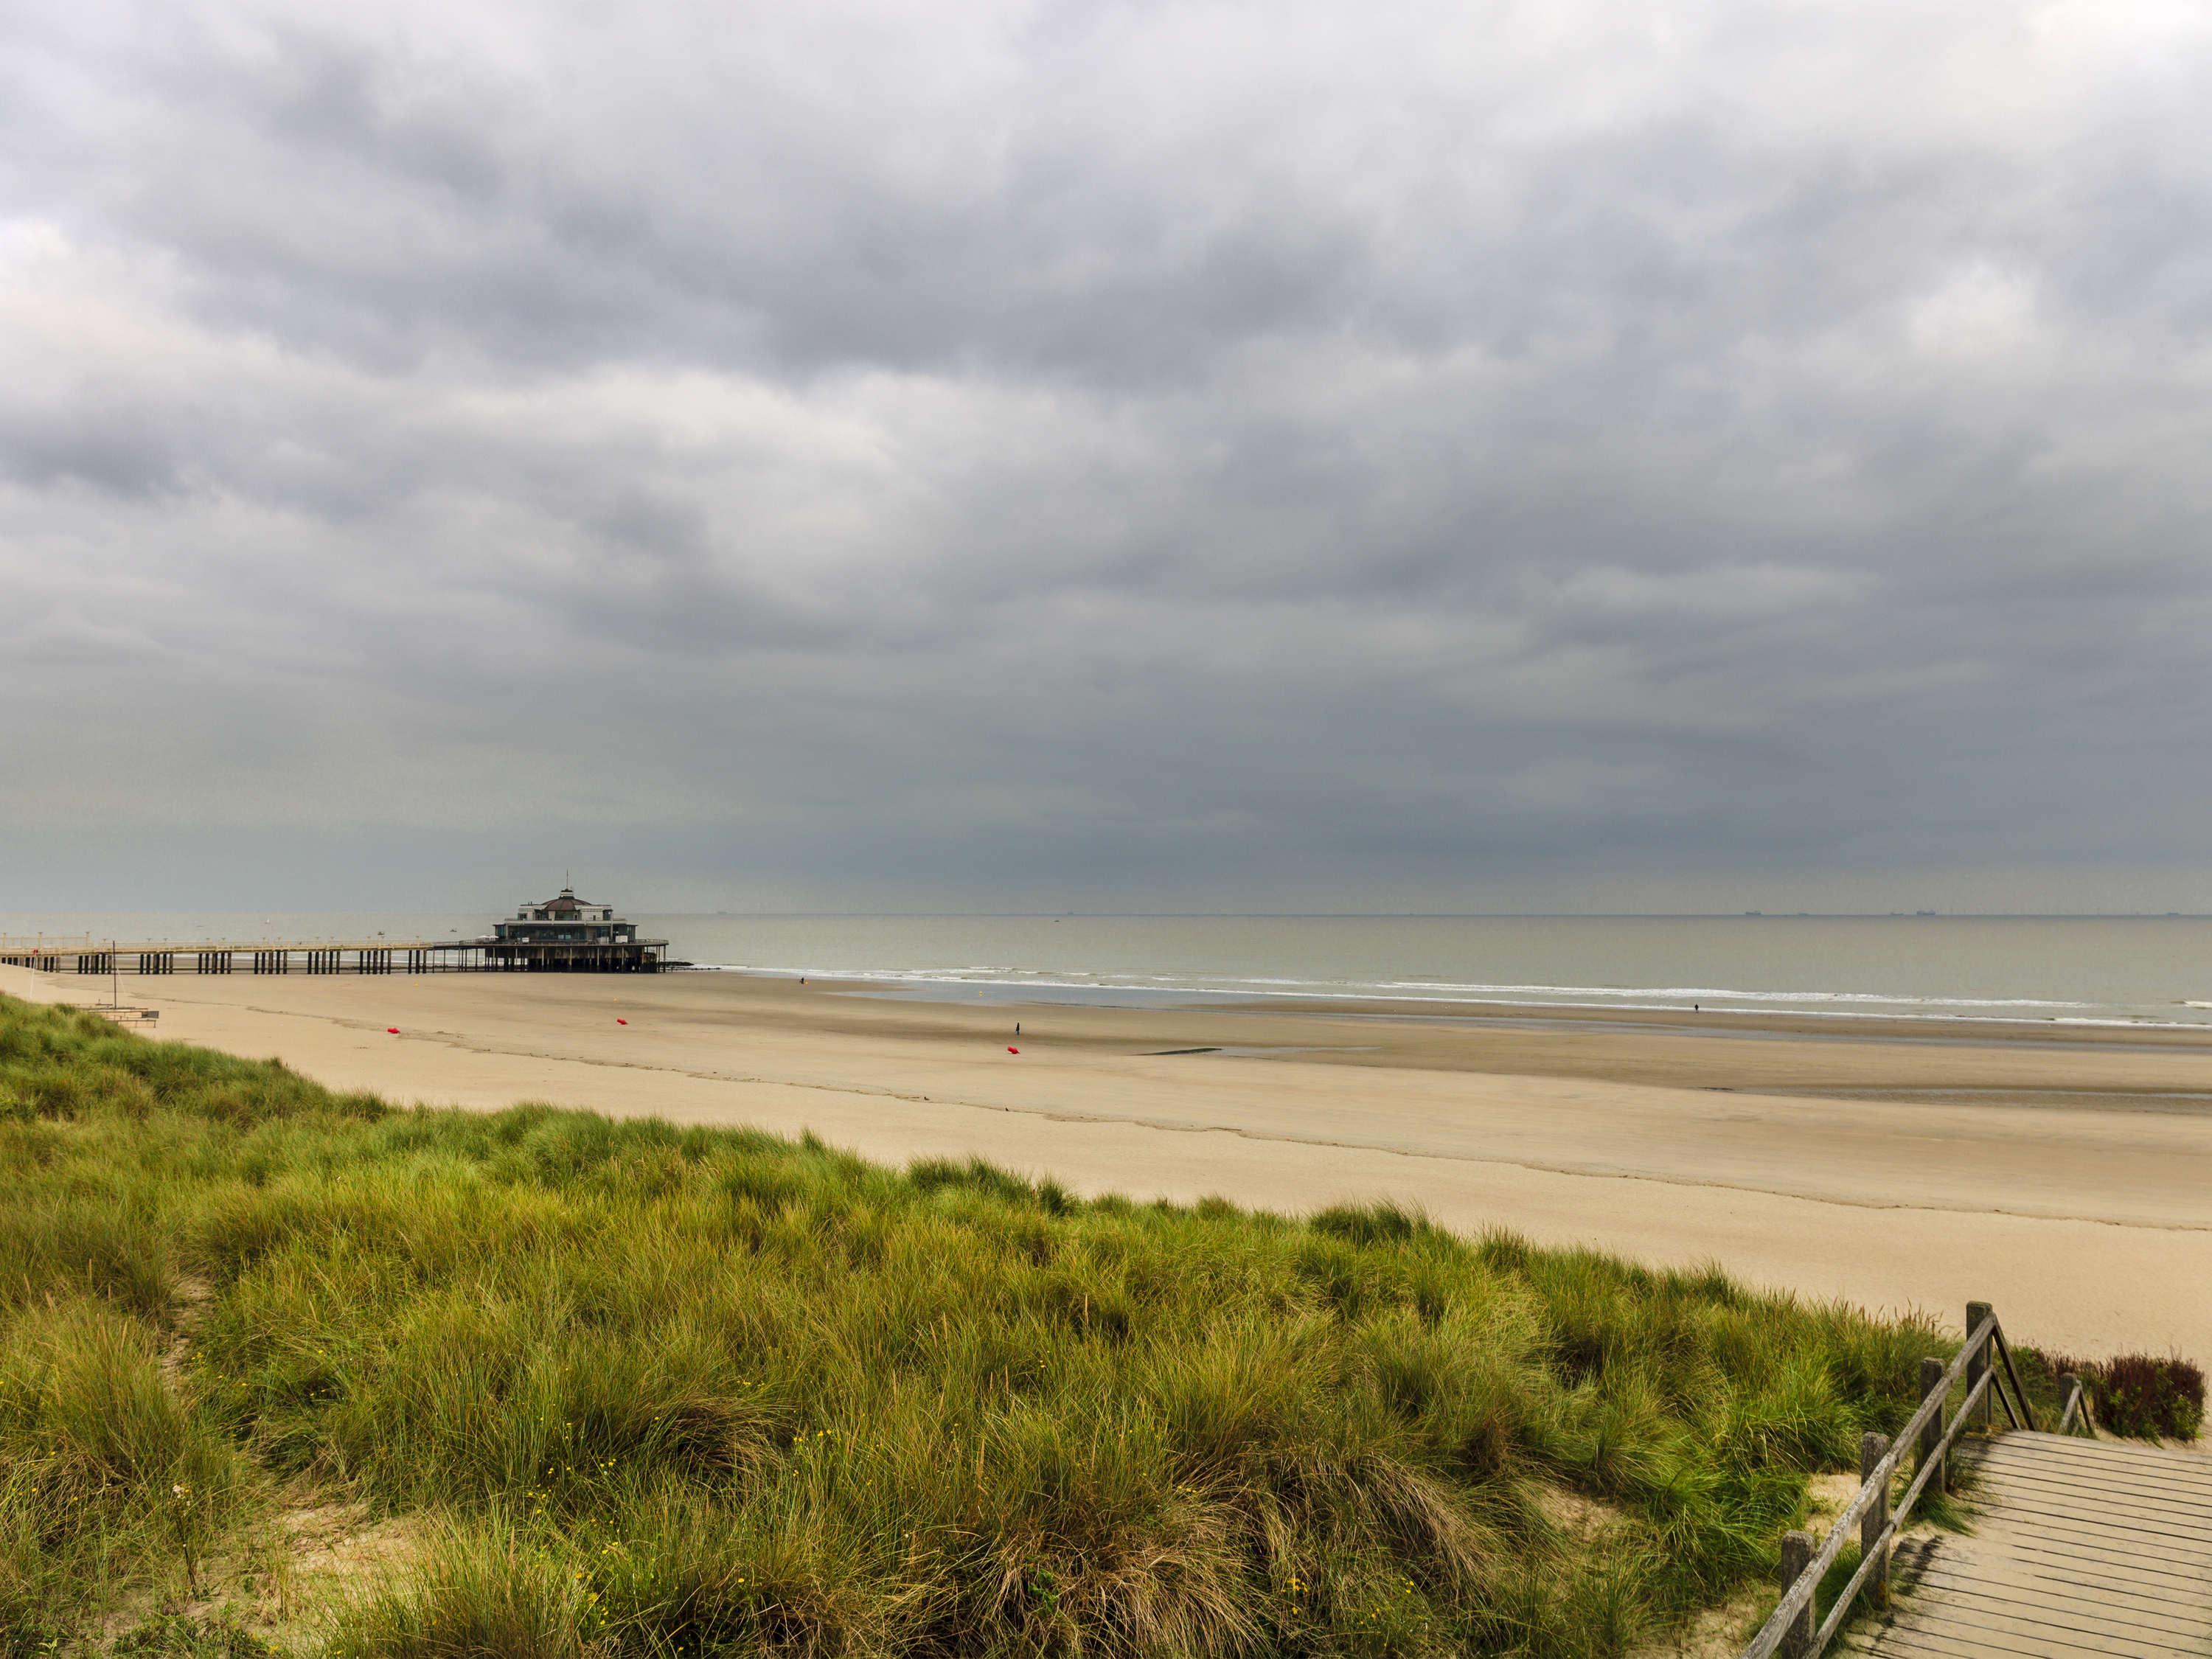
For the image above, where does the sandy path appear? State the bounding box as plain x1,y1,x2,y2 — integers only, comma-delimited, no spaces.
10,962,2212,1357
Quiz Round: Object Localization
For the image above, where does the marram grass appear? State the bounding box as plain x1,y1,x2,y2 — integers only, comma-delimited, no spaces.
1,993,1955,1657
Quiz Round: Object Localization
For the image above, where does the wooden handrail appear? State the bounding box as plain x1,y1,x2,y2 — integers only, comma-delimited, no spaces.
1736,1302,2061,1659
2056,1372,2096,1436
1991,1322,2039,1436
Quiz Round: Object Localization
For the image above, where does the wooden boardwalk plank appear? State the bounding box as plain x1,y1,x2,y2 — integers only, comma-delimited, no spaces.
1849,1434,2212,1659
1972,1464,2212,1518
1978,1534,2212,1594
1864,1602,2185,1659
1970,1510,2212,1571
1976,1457,2212,1509
1964,1527,2212,1592
1885,1586,2204,1656
1976,1468,2212,1521
1920,1552,2212,1613
1972,1439,2212,1486
1985,1437,2212,1474
1972,1477,2212,1528
1887,1575,2200,1642
1964,1472,2212,1543
1866,1632,2100,1659
1971,1504,2212,1559
1982,1435,2212,1485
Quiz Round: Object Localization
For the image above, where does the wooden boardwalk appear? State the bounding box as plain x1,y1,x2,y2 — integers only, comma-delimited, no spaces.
1850,1430,2212,1658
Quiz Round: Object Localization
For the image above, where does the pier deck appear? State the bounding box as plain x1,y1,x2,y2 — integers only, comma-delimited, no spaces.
0,938,669,973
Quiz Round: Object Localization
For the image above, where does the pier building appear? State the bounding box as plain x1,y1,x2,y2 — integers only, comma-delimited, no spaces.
485,885,665,971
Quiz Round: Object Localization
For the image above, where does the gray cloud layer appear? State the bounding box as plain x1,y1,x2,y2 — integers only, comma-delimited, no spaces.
4,1,2211,911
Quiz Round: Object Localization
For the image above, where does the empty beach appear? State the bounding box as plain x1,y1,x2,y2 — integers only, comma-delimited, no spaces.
10,960,2212,1357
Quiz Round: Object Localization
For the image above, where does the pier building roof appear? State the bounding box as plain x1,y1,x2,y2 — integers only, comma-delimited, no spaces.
495,884,636,945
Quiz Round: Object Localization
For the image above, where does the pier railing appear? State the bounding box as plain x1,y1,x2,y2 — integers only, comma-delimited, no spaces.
1738,1300,2091,1659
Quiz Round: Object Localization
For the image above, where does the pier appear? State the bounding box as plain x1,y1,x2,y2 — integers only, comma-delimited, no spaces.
1,885,672,975
1,936,668,975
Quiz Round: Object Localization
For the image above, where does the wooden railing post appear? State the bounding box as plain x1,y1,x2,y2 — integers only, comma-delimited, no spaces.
1919,1357,1948,1495
1860,1432,1891,1610
1966,1301,1992,1430
1779,1528,1816,1659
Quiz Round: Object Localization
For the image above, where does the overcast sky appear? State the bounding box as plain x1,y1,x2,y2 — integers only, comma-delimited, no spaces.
4,1,2210,914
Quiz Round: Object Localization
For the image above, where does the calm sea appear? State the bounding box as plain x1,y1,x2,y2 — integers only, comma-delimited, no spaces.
6,912,2211,1029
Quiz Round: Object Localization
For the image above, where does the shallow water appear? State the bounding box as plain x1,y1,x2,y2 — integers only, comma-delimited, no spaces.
8,911,2210,1029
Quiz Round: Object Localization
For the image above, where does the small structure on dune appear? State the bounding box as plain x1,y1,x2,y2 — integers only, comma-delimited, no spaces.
485,883,667,972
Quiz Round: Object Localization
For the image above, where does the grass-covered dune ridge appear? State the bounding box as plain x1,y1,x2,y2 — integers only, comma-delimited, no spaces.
3,995,1954,1657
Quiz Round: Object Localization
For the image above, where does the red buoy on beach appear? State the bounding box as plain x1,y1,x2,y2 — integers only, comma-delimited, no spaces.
616,1018,627,1025
1007,1046,1019,1054
387,1028,399,1034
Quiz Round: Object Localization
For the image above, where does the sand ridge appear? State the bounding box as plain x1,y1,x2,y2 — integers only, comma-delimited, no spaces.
9,962,2211,1357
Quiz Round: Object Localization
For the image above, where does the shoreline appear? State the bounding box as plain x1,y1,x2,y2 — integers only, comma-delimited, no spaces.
698,964,2212,1036
833,978,2212,1051
8,960,2212,1356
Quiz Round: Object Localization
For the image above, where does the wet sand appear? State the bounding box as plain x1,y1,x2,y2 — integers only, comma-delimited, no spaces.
9,962,2212,1357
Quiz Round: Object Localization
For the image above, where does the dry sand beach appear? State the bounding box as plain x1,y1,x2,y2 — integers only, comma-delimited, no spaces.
9,960,2211,1358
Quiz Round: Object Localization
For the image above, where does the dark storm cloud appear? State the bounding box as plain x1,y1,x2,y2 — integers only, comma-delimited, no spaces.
4,0,2212,911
